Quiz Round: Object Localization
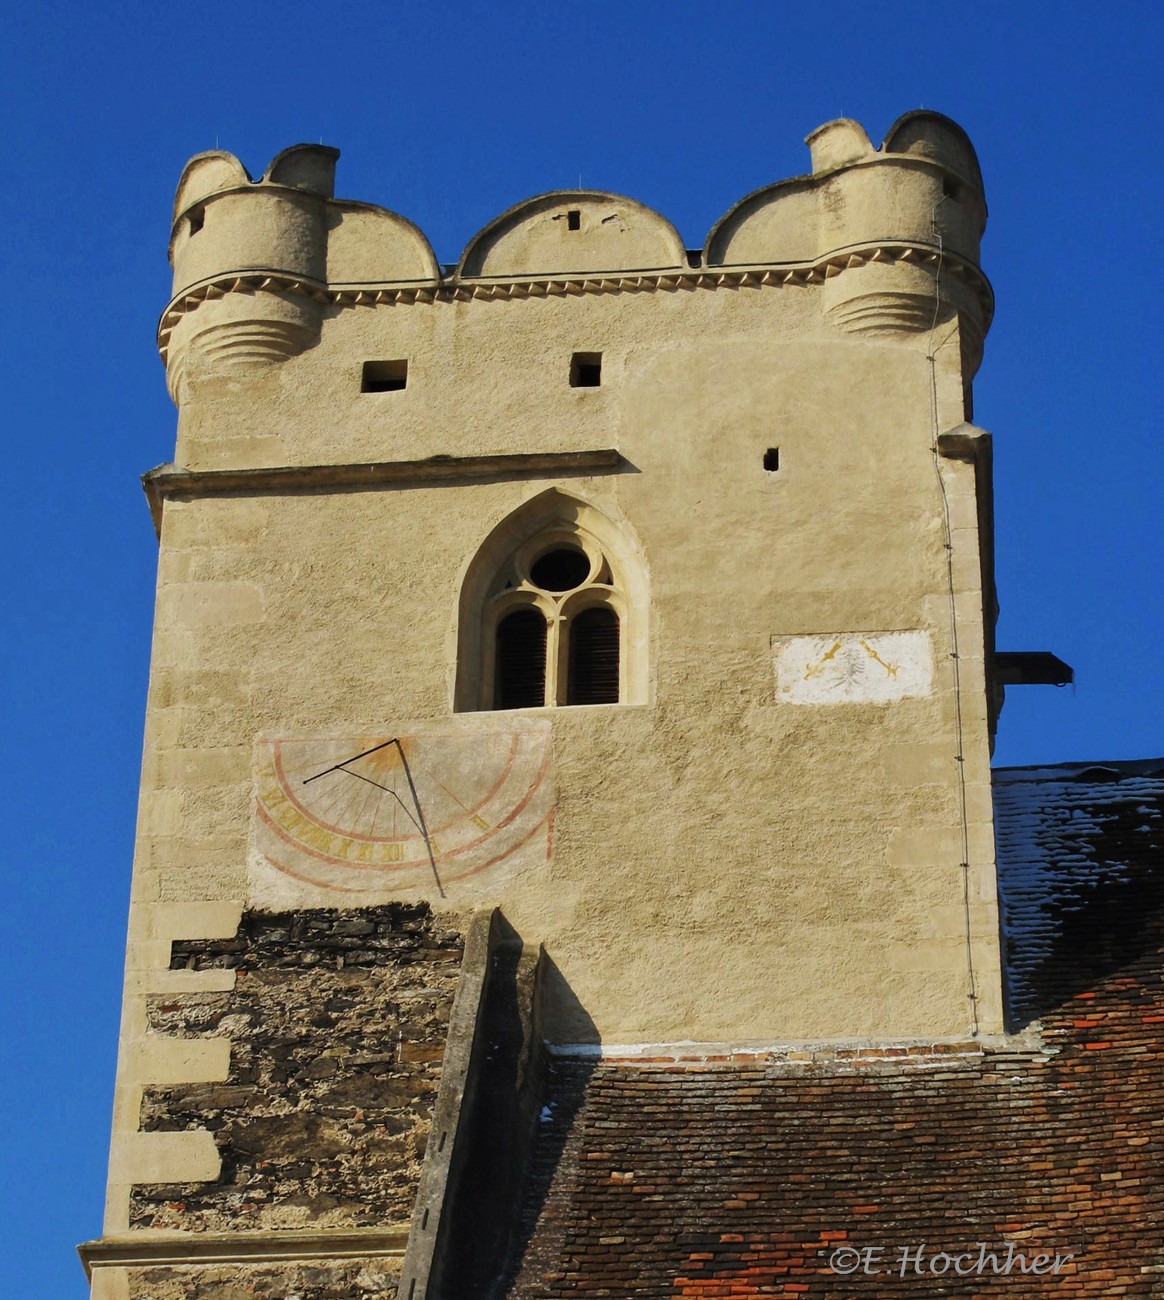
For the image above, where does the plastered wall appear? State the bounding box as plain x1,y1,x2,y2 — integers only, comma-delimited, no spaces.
143,297,999,1041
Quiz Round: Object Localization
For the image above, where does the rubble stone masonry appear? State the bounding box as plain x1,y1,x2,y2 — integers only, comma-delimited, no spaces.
127,1259,402,1300
130,904,463,1234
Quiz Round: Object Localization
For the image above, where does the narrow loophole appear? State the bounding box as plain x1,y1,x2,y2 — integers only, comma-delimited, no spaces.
362,359,408,392
567,209,581,231
763,447,780,473
570,352,602,388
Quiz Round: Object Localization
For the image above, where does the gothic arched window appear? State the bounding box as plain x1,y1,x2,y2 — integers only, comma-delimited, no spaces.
455,492,647,712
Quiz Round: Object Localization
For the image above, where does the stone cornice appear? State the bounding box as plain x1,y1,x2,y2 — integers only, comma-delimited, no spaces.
77,1227,408,1278
141,449,625,537
158,240,993,364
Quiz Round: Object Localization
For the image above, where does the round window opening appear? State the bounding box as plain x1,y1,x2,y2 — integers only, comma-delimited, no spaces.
529,546,591,593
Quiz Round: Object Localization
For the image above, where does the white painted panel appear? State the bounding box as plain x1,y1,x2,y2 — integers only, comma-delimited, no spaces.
773,631,933,704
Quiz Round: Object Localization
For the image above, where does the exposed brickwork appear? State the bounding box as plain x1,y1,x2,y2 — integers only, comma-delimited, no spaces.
505,766,1164,1296
131,905,462,1233
127,1257,401,1299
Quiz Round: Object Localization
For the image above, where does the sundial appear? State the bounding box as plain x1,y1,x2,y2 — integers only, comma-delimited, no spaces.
250,721,554,901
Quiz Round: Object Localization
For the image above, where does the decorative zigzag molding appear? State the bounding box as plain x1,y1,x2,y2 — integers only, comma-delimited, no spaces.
158,242,993,366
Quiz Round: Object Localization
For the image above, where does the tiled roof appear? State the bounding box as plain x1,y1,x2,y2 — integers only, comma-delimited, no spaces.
503,763,1164,1296
996,760,1164,1028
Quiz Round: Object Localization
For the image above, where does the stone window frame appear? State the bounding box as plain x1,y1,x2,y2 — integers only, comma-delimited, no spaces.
454,489,648,712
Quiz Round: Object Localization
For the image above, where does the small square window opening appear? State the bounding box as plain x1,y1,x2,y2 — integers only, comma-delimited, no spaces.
763,448,780,473
566,209,581,231
362,360,408,393
570,352,602,388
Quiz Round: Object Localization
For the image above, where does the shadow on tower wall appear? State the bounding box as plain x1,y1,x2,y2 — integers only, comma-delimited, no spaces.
400,917,597,1300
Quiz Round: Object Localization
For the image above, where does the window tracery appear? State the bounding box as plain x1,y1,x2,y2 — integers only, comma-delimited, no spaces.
455,491,646,712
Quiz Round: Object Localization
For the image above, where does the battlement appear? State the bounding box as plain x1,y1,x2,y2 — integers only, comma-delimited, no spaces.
162,112,991,403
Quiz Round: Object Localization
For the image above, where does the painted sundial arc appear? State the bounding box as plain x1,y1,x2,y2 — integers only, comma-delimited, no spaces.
271,735,522,844
250,724,555,900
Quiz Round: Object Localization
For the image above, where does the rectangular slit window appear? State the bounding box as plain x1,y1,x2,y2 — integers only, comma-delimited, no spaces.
570,352,602,388
763,447,780,473
567,209,581,231
362,360,408,392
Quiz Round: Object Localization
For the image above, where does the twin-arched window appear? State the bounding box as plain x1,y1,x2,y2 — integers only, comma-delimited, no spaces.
455,491,646,712
492,544,620,709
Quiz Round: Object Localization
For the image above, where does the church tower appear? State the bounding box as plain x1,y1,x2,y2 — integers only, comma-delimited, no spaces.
83,112,1004,1298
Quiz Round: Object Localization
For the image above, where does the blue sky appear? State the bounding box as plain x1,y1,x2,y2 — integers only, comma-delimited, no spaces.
2,3,1160,1294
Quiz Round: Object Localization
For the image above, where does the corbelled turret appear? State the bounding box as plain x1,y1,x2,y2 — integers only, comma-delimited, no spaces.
164,145,337,398
708,110,989,382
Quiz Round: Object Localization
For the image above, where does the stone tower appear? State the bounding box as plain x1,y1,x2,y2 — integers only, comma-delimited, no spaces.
83,112,1005,1298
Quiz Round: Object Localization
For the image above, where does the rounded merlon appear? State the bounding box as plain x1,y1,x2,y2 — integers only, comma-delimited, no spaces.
457,191,686,279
